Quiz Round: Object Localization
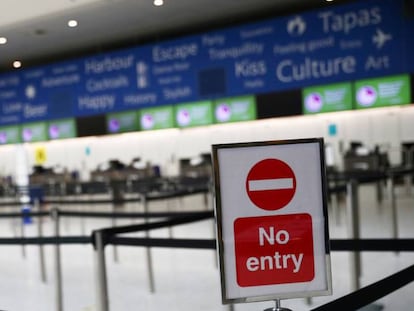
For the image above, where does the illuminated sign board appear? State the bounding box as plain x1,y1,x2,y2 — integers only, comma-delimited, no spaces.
175,101,214,128
139,106,175,130
106,111,139,133
0,125,21,144
214,96,256,123
354,74,411,109
303,82,353,114
21,122,48,143
48,118,77,139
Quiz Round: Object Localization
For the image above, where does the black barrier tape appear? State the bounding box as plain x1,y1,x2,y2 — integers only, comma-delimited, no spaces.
0,208,214,219
311,264,414,311
0,187,209,207
91,211,214,249
330,239,414,251
0,236,414,253
59,210,213,219
0,211,49,218
0,202,21,207
108,237,216,250
0,236,91,245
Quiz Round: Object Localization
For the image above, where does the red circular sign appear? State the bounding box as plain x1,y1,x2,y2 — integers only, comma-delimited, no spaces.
246,158,296,211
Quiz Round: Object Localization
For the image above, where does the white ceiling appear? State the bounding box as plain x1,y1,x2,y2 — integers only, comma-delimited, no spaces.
0,0,350,72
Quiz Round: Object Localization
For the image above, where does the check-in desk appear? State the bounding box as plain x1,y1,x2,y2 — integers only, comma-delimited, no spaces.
343,151,389,203
179,153,212,179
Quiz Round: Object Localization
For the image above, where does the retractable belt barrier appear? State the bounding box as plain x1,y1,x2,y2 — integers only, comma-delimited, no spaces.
0,234,413,251
311,264,414,311
0,167,412,311
0,167,410,206
0,207,413,311
92,210,213,248
0,187,209,207
0,209,211,219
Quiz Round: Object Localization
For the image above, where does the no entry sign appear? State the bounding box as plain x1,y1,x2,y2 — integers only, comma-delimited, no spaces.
246,158,296,211
234,214,314,287
212,138,331,304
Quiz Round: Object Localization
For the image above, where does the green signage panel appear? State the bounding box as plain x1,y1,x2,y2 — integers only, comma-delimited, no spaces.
139,106,175,131
48,118,77,140
175,101,213,128
21,122,48,143
0,125,21,145
213,95,257,123
303,82,353,114
106,111,139,133
355,74,411,109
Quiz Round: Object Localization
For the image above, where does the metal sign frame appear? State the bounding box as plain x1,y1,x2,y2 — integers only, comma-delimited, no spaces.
212,137,332,304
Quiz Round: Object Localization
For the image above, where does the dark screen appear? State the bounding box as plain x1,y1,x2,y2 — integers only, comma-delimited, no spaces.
256,89,302,119
76,114,107,137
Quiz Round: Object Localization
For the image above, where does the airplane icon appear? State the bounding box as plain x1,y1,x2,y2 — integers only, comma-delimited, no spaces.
372,28,392,49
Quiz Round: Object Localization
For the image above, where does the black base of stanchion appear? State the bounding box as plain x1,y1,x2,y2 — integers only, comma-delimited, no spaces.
357,303,384,311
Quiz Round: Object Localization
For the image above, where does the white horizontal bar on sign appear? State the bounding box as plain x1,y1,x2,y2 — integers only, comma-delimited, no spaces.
248,178,294,191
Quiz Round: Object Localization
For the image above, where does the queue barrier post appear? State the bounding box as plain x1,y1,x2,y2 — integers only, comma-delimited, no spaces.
76,183,87,236
111,198,119,264
94,230,110,311
20,207,27,259
346,179,361,291
404,147,414,196
166,199,174,239
141,193,155,293
52,207,64,311
35,198,47,283
388,173,399,241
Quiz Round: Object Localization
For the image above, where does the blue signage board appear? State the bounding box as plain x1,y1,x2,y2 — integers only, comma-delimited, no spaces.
0,73,22,125
403,14,414,73
0,0,412,126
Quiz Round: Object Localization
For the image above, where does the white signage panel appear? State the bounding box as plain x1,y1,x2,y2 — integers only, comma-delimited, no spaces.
212,138,332,303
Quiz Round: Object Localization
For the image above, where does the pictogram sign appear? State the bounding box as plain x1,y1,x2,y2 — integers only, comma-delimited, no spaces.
246,158,296,211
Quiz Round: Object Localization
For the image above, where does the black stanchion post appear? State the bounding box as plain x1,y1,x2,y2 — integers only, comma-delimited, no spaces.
404,147,413,196
141,193,155,293
35,198,47,283
166,199,174,239
60,182,66,199
20,210,26,259
94,230,110,311
203,191,208,210
346,179,361,291
388,172,399,241
76,183,86,236
375,179,383,205
110,179,123,263
111,201,119,264
52,207,63,311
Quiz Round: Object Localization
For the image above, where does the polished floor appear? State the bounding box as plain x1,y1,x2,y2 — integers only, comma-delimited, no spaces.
0,183,413,311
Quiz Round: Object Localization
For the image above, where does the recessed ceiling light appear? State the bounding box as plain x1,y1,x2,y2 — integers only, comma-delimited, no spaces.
13,61,22,68
0,37,7,44
68,20,78,28
154,0,164,6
